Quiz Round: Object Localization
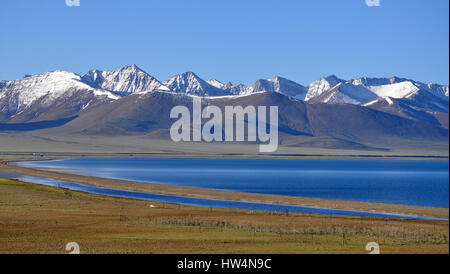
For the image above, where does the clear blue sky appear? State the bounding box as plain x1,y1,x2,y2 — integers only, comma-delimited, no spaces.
0,0,448,85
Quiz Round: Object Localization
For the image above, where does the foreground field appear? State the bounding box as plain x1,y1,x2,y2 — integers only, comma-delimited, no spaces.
2,162,448,219
0,179,448,254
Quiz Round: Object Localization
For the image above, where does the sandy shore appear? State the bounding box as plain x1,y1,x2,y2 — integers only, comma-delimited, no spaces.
1,160,448,219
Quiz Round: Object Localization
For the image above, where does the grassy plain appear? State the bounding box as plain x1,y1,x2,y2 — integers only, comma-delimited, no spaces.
0,179,448,254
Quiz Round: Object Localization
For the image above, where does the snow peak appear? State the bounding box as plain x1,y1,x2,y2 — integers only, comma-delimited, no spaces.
170,97,279,152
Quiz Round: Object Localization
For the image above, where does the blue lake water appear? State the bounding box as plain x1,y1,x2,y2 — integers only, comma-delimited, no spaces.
16,158,449,208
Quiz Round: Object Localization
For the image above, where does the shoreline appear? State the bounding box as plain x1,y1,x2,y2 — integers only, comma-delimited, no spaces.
1,159,448,219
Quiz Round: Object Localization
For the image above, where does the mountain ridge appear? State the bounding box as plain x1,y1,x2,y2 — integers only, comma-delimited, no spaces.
1,65,448,150
3,65,448,102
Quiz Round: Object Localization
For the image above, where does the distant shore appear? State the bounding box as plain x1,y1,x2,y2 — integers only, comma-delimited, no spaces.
1,158,448,219
0,150,449,162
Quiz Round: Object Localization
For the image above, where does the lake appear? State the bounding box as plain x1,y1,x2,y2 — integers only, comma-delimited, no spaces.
16,158,449,208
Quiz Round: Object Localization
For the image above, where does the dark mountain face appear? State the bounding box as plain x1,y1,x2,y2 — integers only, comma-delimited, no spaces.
81,69,105,88
364,97,444,127
0,116,77,131
56,92,194,135
60,92,312,137
401,88,449,113
305,102,448,142
433,112,449,129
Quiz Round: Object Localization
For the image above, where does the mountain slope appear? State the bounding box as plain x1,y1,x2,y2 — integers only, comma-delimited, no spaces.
50,91,198,135
363,97,446,127
305,102,448,142
49,92,448,148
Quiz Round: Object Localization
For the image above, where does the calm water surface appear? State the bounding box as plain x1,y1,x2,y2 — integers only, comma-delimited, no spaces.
17,158,449,208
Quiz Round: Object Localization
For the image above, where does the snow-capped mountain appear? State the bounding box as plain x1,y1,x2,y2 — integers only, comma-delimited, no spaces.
308,76,449,112
0,65,448,128
305,75,344,101
206,79,226,89
206,80,251,95
351,77,449,112
309,82,378,105
162,72,230,96
351,76,447,100
82,64,169,95
247,76,308,99
207,76,308,99
225,82,251,95
0,70,118,123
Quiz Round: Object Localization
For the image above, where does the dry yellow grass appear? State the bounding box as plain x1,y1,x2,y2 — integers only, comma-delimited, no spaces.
0,179,448,254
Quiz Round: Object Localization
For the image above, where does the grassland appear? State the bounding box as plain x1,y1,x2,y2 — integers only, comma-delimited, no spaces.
0,178,448,254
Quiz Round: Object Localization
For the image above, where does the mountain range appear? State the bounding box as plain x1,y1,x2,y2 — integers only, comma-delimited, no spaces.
0,65,448,151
